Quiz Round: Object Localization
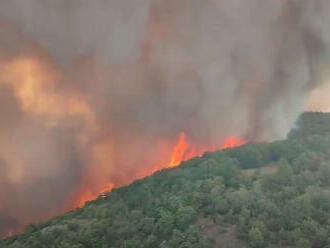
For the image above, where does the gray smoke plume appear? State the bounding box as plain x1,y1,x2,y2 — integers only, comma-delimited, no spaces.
0,0,330,237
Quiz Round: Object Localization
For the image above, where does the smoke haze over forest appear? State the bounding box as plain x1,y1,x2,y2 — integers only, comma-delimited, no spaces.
0,0,330,236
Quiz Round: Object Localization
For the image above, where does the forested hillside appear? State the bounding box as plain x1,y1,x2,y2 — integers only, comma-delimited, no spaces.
2,112,330,248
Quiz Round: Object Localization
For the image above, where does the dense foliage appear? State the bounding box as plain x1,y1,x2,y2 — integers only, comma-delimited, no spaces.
2,112,330,248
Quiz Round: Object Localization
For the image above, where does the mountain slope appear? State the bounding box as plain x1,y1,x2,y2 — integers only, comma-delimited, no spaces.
2,112,330,248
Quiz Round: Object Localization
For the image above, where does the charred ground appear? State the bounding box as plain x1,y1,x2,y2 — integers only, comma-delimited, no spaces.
2,112,330,248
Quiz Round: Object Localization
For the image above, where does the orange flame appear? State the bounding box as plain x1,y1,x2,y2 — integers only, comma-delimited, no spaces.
169,132,188,168
72,133,246,209
221,136,246,150
75,183,115,208
0,56,246,228
167,133,246,168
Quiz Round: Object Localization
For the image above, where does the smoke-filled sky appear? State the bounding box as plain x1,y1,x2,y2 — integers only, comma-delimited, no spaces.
307,83,330,112
0,0,330,236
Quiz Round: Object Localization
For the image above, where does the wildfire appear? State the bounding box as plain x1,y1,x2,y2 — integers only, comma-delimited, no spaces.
221,137,246,150
167,133,246,168
169,132,188,168
0,56,246,233
72,133,246,209
75,183,115,208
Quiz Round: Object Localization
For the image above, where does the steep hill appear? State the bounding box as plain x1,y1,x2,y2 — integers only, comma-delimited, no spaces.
2,112,330,248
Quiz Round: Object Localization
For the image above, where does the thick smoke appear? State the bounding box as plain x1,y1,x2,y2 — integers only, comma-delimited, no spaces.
307,83,330,112
0,0,330,236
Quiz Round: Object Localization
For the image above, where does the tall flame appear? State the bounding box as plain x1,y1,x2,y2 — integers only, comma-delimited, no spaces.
169,132,188,168
167,133,246,169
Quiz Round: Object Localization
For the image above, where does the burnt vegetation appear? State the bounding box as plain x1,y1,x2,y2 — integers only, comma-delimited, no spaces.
2,112,330,248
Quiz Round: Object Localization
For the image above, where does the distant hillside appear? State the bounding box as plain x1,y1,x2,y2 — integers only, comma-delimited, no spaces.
289,112,330,138
2,112,330,248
